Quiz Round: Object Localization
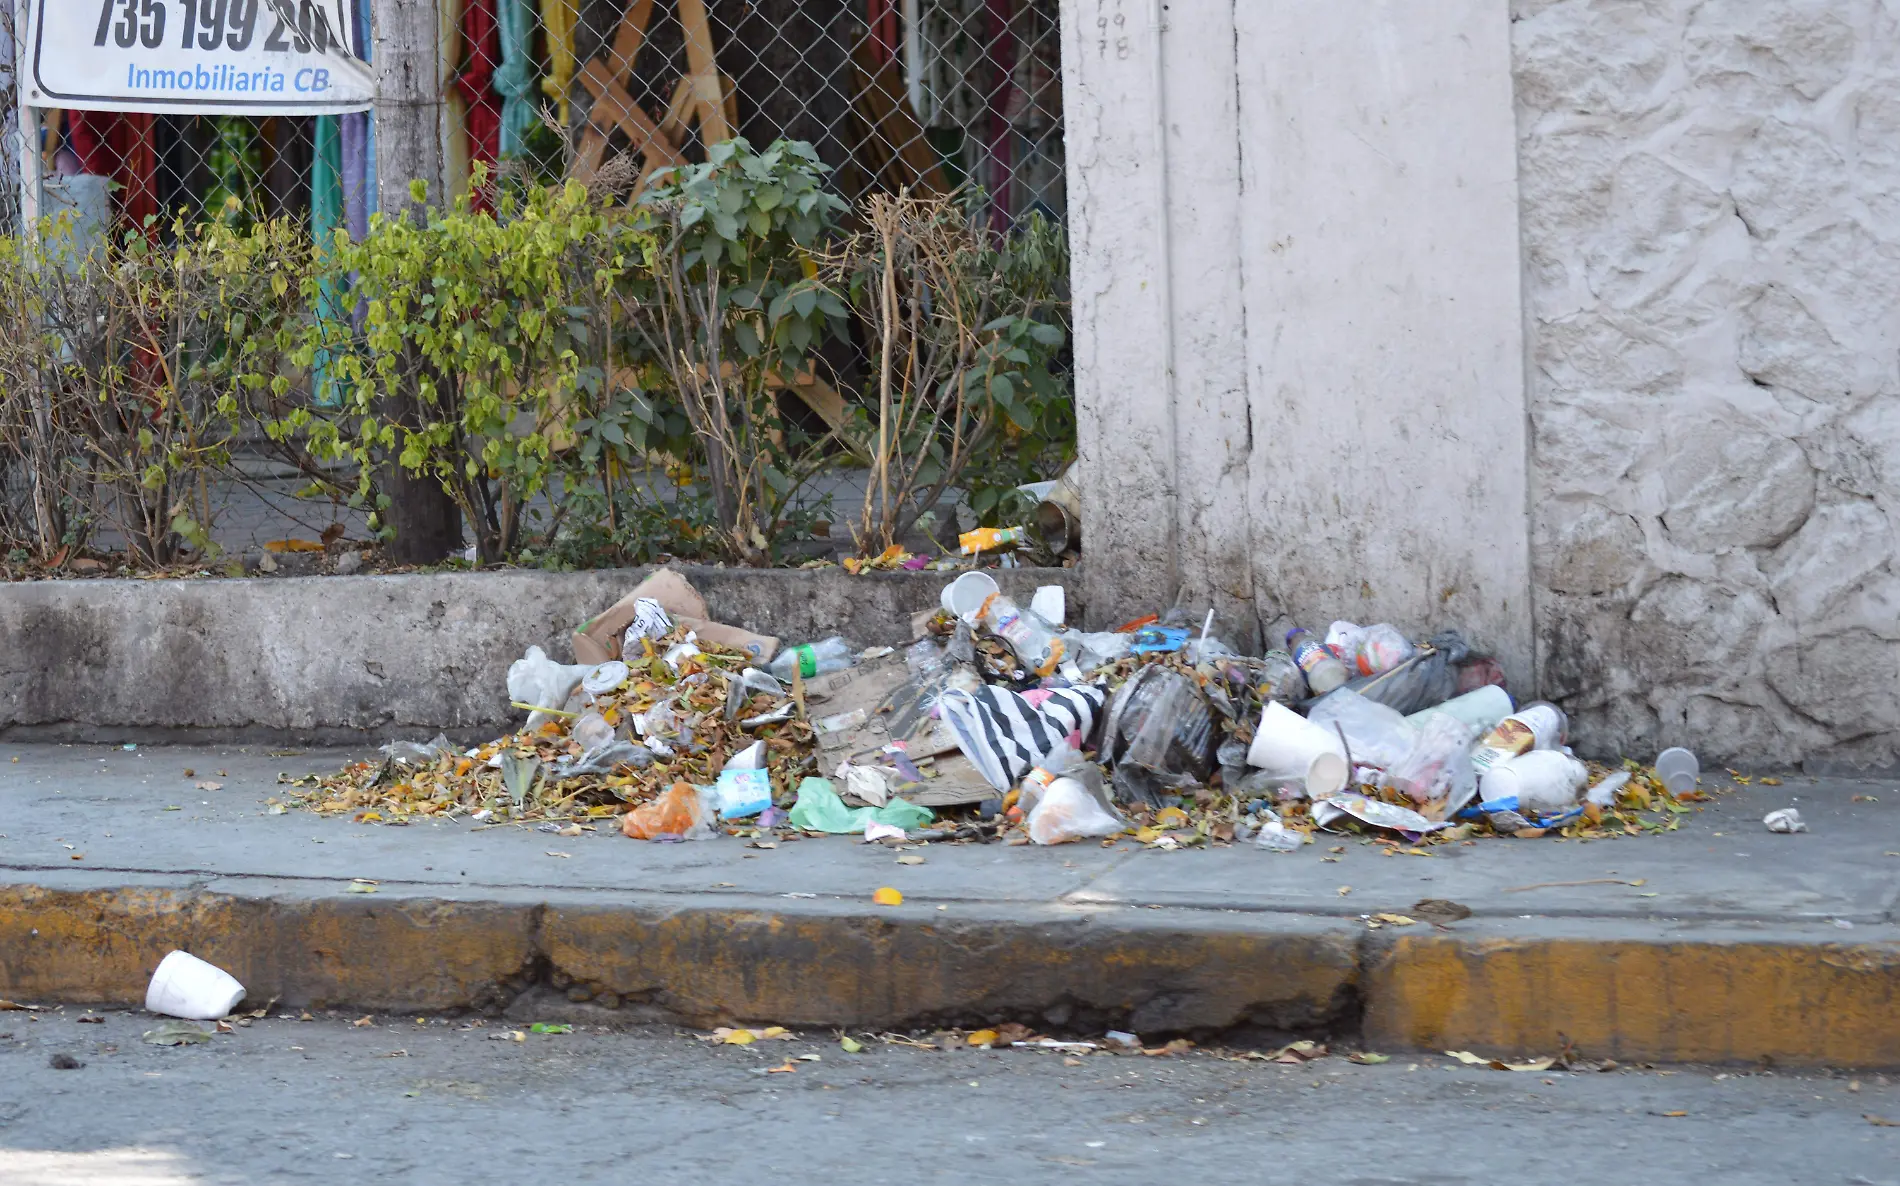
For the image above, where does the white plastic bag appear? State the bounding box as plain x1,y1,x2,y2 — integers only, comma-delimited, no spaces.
1306,687,1417,771
1027,777,1123,845
506,646,591,730
1382,713,1478,811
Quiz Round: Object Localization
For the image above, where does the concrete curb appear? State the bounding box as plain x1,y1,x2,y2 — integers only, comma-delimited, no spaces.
4,881,1895,1067
0,565,1080,743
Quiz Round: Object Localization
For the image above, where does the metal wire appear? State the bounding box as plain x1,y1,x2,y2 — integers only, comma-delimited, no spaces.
10,0,1063,234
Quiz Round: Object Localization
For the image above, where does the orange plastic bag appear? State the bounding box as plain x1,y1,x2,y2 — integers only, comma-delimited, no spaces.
621,782,709,840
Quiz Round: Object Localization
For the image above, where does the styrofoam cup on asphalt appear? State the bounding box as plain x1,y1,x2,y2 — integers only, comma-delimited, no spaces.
1478,750,1589,815
1654,746,1698,793
1246,702,1349,797
145,950,246,1021
940,571,999,623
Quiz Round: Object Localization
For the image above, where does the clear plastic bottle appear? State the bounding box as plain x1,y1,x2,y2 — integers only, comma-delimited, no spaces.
1259,649,1309,705
977,593,1067,676
769,636,857,682
906,639,949,683
1286,628,1348,696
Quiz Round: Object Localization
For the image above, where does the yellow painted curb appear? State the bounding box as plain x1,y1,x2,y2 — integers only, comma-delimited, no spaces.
1361,933,1900,1068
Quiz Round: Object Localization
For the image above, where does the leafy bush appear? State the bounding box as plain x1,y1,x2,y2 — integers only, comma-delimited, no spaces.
0,214,308,565
266,175,686,564
826,193,1070,552
627,138,851,564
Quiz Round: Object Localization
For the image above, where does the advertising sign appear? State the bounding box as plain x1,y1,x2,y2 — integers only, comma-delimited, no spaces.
25,0,374,115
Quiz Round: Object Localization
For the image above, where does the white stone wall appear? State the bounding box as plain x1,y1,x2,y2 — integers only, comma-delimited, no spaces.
1518,0,1900,767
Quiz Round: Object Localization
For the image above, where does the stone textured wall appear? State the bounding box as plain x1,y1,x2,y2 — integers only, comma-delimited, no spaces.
1518,0,1900,768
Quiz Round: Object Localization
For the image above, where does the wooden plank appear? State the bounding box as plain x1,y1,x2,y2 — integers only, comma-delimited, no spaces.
851,39,949,195
604,0,657,77
676,0,732,143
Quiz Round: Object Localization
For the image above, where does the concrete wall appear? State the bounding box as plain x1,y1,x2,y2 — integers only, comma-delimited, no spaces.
0,568,1079,742
1234,0,1533,685
1063,0,1897,766
1517,0,1900,769
1064,0,1533,681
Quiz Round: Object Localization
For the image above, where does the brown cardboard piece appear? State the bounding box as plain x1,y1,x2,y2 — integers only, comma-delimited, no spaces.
573,569,780,666
805,655,993,807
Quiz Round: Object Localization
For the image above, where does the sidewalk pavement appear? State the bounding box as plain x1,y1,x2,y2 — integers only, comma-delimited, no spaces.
3,743,1897,1066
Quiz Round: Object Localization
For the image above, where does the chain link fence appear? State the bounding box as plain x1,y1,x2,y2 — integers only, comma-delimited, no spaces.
13,1,1063,243
3,0,1068,563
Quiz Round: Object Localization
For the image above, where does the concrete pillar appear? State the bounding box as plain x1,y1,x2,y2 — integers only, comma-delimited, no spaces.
1062,0,1533,680
1233,0,1532,683
1060,0,1256,642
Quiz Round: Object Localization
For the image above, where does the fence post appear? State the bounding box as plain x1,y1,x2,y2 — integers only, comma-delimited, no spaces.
371,0,447,216
369,0,462,561
11,0,38,233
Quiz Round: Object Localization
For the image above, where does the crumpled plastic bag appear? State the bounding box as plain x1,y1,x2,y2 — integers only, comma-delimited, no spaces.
1306,688,1417,771
556,740,653,778
1026,777,1124,845
508,646,592,730
1763,807,1807,833
1336,631,1469,716
379,734,457,764
788,777,932,834
621,782,715,840
1382,713,1479,816
1311,792,1453,836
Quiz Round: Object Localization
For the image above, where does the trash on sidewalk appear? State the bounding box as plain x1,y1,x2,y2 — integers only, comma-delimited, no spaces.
1654,747,1699,794
1026,777,1122,845
788,776,933,834
289,565,1713,858
621,782,715,840
573,568,780,665
145,951,246,1021
1763,807,1807,833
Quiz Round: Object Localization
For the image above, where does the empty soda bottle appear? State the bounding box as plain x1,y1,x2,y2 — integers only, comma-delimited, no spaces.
1286,628,1348,696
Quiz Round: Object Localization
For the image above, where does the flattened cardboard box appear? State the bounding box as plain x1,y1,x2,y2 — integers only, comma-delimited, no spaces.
807,655,991,806
574,569,780,665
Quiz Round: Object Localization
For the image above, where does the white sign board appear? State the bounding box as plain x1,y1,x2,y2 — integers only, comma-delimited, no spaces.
25,0,375,115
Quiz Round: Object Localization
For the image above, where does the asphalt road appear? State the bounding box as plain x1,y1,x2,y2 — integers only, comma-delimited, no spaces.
1,1010,1895,1185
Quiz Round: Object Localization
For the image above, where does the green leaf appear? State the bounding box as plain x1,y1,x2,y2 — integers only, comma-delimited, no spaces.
988,372,1015,408
735,319,762,357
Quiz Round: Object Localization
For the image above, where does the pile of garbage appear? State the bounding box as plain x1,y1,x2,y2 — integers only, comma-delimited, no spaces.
287,569,1707,848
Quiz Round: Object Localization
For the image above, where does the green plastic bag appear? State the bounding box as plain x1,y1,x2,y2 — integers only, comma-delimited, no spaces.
788,777,933,834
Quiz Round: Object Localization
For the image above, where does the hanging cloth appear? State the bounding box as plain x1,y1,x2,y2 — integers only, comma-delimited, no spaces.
347,0,375,228
311,115,346,408
313,117,345,248
340,113,370,241
67,111,159,234
541,0,580,128
453,0,504,209
496,0,540,157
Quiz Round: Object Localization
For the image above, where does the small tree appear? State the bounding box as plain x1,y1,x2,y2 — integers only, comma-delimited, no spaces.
628,139,850,565
825,192,1069,554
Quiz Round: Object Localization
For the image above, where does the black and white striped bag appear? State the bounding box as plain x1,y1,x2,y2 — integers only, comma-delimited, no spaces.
938,684,1107,792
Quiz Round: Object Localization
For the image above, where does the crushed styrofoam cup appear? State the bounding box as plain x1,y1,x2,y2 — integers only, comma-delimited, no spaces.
145,950,246,1021
1763,807,1807,834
